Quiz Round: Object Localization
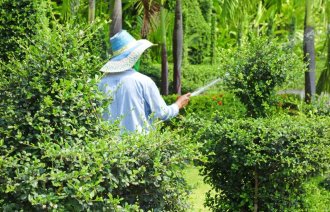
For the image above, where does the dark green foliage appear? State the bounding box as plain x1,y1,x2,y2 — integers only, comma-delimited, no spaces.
183,0,211,64
141,63,224,94
113,131,195,212
0,5,195,210
199,115,330,211
163,93,246,120
276,94,330,116
0,0,38,62
139,62,163,86
301,95,330,117
197,0,213,23
224,36,306,117
316,19,330,94
181,64,223,94
319,175,330,191
83,19,109,60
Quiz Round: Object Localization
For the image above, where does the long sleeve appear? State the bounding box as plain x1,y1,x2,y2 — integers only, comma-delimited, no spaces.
143,79,179,121
99,69,179,134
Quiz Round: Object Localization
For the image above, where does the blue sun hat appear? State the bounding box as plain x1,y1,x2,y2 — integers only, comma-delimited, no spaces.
100,30,154,73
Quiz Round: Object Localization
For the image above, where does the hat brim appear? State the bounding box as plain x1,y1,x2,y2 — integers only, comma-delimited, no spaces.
100,40,154,73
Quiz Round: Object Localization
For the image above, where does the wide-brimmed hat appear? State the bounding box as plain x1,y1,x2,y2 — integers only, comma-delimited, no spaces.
100,30,154,73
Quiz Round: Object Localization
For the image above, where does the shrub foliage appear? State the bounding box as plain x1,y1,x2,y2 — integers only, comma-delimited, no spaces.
0,0,38,62
163,92,246,120
199,115,330,211
141,63,224,94
223,37,306,117
0,5,195,210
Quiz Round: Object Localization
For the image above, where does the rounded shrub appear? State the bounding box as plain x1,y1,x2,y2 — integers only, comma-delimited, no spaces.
223,36,306,117
198,115,330,211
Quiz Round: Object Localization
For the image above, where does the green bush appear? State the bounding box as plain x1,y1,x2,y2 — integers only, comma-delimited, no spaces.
163,92,246,120
141,63,224,94
181,64,224,94
303,176,330,211
197,115,330,211
0,0,38,62
223,36,306,117
0,127,195,211
301,95,330,117
275,93,330,116
183,0,211,64
0,6,195,210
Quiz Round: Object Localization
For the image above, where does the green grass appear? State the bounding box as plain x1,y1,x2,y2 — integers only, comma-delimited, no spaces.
184,166,330,211
184,165,212,212
303,175,330,211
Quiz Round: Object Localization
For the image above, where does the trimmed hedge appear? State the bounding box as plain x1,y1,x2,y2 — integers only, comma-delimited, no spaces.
0,0,38,62
0,5,196,210
223,36,306,117
163,92,246,120
0,128,195,211
197,115,330,211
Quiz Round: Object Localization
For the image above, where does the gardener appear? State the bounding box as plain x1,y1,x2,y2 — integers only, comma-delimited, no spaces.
98,30,191,134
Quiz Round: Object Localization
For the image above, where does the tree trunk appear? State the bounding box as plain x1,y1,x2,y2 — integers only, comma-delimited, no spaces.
140,0,160,39
210,13,216,65
173,0,182,95
288,16,296,49
303,0,316,103
316,1,330,94
88,0,95,23
237,17,243,47
254,169,258,212
110,0,122,37
160,5,168,95
141,0,151,39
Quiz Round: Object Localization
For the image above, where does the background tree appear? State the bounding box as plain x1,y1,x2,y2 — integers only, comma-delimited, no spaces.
316,0,330,94
140,0,160,38
160,0,169,95
89,0,95,23
110,0,122,37
173,0,183,94
303,0,316,102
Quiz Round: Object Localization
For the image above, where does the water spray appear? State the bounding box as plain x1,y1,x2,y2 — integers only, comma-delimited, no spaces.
191,78,222,96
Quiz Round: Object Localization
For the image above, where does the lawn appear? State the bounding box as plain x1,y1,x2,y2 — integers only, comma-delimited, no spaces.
185,165,212,212
185,166,330,212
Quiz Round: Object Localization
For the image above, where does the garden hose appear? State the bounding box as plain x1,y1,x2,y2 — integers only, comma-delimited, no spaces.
191,78,222,96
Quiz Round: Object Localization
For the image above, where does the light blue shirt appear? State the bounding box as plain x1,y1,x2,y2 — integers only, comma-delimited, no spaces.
98,69,179,133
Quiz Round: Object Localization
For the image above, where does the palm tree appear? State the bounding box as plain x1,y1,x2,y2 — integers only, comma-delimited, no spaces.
173,0,182,94
58,0,81,22
125,0,160,38
61,0,72,21
215,0,257,46
89,0,95,23
140,0,160,38
110,0,122,37
303,0,316,102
